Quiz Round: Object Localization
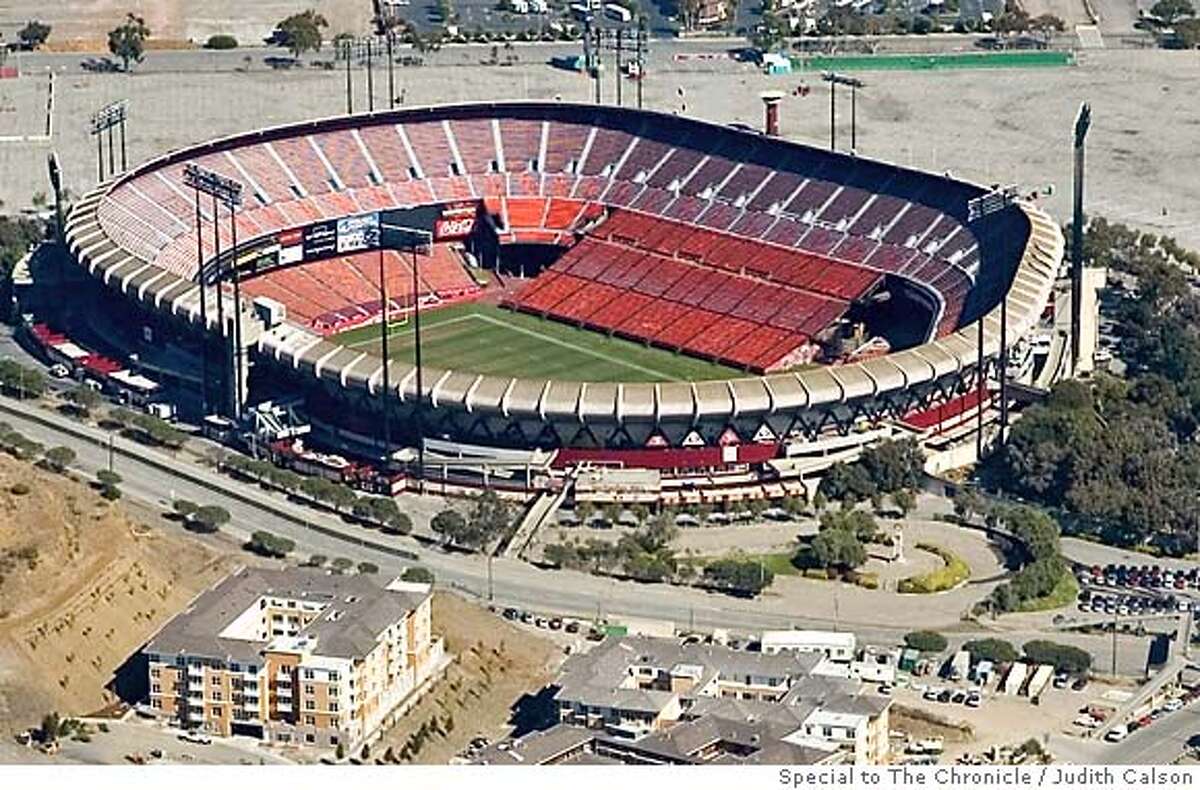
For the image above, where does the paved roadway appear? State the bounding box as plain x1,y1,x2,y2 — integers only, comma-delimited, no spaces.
0,387,1158,675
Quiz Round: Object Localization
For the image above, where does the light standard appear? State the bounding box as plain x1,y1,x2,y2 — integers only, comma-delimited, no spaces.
88,100,128,182
182,164,244,418
377,221,432,485
821,72,865,152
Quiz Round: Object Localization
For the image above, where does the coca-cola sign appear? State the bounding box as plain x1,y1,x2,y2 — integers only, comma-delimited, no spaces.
434,215,476,240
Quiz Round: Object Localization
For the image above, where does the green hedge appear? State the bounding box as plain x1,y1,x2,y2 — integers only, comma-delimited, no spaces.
898,542,969,594
205,34,238,50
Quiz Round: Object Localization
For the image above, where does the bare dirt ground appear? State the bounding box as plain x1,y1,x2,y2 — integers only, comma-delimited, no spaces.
0,2,373,48
0,456,234,735
372,592,564,764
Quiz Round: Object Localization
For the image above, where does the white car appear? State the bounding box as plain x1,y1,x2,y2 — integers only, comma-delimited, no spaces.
1105,725,1129,743
1073,714,1098,728
178,731,212,745
1163,699,1184,713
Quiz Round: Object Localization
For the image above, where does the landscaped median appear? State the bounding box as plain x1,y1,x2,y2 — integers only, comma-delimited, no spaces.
897,542,970,594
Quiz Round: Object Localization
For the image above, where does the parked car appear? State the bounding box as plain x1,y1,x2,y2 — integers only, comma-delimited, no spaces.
1071,677,1089,692
1105,725,1129,743
966,693,982,708
178,731,212,745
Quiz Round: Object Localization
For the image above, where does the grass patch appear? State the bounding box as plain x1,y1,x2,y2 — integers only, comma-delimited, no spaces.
1016,570,1079,613
330,302,740,382
898,542,970,594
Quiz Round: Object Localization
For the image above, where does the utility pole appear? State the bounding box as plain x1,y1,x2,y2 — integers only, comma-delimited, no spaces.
976,313,984,461
487,554,494,603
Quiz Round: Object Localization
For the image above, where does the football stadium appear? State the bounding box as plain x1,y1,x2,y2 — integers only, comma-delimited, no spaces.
59,101,1062,498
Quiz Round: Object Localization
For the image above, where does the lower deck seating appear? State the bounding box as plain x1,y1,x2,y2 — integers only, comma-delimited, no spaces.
504,234,849,372
240,245,480,334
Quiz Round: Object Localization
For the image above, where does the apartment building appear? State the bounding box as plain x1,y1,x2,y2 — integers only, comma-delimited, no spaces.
143,567,442,751
551,636,891,764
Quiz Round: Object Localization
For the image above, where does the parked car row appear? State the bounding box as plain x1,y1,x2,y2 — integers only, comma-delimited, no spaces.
1080,563,1200,593
1078,590,1189,616
921,686,982,708
1101,687,1200,742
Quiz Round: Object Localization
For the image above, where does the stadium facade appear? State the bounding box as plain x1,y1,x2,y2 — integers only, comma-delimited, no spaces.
62,101,1061,475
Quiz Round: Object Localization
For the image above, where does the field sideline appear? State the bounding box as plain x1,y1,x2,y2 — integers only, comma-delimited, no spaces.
331,302,740,383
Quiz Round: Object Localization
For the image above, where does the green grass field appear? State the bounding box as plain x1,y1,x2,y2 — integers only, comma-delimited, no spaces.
331,302,741,382
795,50,1074,73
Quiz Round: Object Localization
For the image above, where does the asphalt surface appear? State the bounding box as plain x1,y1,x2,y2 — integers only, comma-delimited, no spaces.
0,384,1159,680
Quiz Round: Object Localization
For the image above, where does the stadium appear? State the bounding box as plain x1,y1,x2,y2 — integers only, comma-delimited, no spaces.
59,101,1061,498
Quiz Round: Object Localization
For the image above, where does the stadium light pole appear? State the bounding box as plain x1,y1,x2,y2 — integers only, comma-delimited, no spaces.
190,184,210,415
343,38,354,115
378,222,432,486
1071,103,1091,377
183,163,243,418
822,73,863,153
89,100,127,182
377,241,392,470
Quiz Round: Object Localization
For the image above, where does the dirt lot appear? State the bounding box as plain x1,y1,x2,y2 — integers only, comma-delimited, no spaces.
0,456,233,734
372,592,563,764
0,2,373,48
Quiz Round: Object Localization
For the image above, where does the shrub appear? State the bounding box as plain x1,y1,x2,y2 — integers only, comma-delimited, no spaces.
205,34,238,49
9,482,29,496
897,543,969,594
357,562,379,574
903,631,948,653
402,566,435,584
246,531,294,558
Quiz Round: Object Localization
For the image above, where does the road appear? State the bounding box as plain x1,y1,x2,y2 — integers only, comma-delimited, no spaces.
0,390,1158,676
1050,702,1200,764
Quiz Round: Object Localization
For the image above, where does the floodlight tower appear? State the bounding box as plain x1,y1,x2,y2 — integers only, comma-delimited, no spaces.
1071,103,1091,377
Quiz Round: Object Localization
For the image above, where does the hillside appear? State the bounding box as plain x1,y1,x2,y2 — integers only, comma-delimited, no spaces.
0,456,233,732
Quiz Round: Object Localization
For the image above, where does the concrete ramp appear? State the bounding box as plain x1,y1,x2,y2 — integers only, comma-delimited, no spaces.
1076,25,1105,49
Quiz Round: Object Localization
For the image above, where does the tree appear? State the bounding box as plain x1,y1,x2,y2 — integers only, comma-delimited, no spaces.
860,438,925,493
306,554,327,567
276,10,328,58
18,20,51,50
703,558,773,595
1150,0,1195,25
818,461,877,503
42,446,75,472
467,490,513,549
39,712,60,744
819,509,879,543
893,489,917,517
962,638,1019,664
402,566,435,584
108,14,151,72
357,561,379,574
1022,640,1092,673
431,509,480,547
331,557,354,574
808,528,866,571
247,530,294,558
1029,13,1065,42
903,631,948,653
191,505,231,533
96,470,121,488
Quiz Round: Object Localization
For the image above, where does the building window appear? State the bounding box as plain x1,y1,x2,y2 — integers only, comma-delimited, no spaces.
306,716,316,726
330,687,339,697
152,684,161,694
230,662,240,672
305,733,315,744
150,668,161,679
303,669,315,680
328,672,339,682
329,702,338,712
305,685,315,695
330,736,339,746
212,692,223,702
306,701,315,710
151,700,162,709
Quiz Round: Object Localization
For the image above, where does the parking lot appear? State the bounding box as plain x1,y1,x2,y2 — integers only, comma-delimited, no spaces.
1075,562,1200,619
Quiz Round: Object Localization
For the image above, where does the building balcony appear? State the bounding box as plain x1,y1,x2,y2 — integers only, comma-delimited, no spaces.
275,702,293,713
